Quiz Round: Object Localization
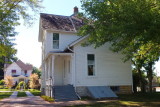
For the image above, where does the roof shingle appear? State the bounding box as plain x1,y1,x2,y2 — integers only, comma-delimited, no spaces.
40,13,84,32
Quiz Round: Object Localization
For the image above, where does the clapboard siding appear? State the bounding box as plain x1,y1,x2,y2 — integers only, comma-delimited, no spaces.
44,31,79,55
74,42,132,86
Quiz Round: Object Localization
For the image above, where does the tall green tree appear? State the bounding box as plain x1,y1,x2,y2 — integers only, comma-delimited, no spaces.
79,0,160,60
0,0,43,79
79,0,160,92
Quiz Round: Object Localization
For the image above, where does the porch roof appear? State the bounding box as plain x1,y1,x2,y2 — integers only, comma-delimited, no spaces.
44,51,73,61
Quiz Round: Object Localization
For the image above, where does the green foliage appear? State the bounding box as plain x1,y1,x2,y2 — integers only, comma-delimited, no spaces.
0,0,43,72
32,67,41,78
0,85,4,89
80,0,160,61
0,80,5,85
16,81,27,90
41,95,54,102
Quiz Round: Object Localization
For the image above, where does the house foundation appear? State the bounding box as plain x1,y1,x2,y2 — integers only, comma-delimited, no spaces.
75,85,132,97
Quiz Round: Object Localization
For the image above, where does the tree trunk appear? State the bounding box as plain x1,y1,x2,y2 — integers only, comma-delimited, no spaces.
148,62,153,92
137,66,145,92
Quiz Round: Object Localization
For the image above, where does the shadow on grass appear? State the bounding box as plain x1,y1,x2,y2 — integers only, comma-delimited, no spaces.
118,92,160,102
0,92,12,100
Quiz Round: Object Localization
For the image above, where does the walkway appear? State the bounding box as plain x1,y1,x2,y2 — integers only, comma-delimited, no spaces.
0,91,52,107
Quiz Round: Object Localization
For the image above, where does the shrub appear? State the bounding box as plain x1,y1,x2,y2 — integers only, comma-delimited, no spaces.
0,80,5,85
41,95,54,102
16,81,27,90
0,85,4,89
29,73,40,89
4,76,14,89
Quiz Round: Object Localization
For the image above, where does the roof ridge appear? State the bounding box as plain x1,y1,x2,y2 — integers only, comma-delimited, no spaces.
40,13,70,17
69,16,77,32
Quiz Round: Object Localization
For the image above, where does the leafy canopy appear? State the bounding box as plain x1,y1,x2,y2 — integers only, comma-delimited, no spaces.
79,0,160,61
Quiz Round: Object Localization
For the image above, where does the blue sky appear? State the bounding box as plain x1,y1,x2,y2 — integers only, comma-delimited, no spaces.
14,0,82,68
14,0,160,76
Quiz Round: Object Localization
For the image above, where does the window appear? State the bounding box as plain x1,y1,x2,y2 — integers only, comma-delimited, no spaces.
24,70,27,75
87,54,95,76
53,33,59,49
110,86,120,92
12,70,16,76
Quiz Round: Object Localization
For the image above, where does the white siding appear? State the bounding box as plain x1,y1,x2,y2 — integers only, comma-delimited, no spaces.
5,63,22,76
44,31,80,56
74,42,132,86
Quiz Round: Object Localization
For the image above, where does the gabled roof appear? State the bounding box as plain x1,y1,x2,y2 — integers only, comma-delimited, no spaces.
5,60,32,71
40,13,84,32
16,60,32,71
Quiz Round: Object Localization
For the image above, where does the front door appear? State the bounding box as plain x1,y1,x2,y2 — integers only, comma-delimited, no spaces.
63,58,71,85
54,57,63,85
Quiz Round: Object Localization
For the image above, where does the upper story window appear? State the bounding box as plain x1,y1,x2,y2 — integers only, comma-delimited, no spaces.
24,70,27,75
12,70,16,76
53,33,59,49
87,54,95,76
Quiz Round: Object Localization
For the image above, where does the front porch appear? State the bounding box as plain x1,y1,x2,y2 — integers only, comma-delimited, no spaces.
42,52,75,98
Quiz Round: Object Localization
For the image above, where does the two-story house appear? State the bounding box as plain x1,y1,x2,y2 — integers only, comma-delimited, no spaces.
39,7,133,101
4,60,33,84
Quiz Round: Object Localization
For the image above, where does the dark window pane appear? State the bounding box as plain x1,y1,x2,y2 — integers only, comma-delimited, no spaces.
53,33,59,40
88,65,94,76
53,41,59,49
87,54,94,60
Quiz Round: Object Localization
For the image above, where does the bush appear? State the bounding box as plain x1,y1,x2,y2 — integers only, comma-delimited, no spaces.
41,95,54,102
16,81,27,90
0,85,4,89
0,80,5,85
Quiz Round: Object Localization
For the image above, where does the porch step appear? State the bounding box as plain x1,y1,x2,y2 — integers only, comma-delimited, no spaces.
54,85,78,101
87,86,118,99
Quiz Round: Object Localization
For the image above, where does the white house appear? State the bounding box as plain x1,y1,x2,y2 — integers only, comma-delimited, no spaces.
39,7,133,100
4,60,33,84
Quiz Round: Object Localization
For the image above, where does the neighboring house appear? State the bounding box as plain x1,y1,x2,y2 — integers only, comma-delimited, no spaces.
4,60,33,84
39,7,133,99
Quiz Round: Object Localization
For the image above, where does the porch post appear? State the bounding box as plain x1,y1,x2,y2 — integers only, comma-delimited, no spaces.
51,55,55,98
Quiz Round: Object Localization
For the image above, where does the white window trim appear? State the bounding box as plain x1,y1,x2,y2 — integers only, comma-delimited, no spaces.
86,53,97,77
53,33,59,49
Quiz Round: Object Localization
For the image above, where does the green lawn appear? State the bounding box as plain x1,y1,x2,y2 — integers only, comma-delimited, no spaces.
0,92,12,100
17,91,27,97
29,89,41,96
70,93,160,107
0,89,15,91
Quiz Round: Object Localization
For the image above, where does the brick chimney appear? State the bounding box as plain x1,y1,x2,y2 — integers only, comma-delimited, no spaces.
73,6,78,15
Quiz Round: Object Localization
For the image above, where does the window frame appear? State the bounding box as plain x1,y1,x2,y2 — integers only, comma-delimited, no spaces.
53,33,59,49
11,70,16,76
87,54,96,77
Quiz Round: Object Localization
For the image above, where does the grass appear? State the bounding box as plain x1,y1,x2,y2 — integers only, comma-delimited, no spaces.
0,92,13,100
41,95,54,102
0,89,15,91
29,89,41,96
70,92,160,107
17,91,27,97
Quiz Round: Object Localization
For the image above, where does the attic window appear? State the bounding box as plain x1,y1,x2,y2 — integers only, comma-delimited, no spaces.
12,70,16,76
53,33,59,49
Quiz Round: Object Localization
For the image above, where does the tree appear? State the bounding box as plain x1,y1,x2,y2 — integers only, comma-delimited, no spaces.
4,76,14,89
29,73,40,89
80,0,160,92
79,0,160,59
32,67,41,78
0,0,43,79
